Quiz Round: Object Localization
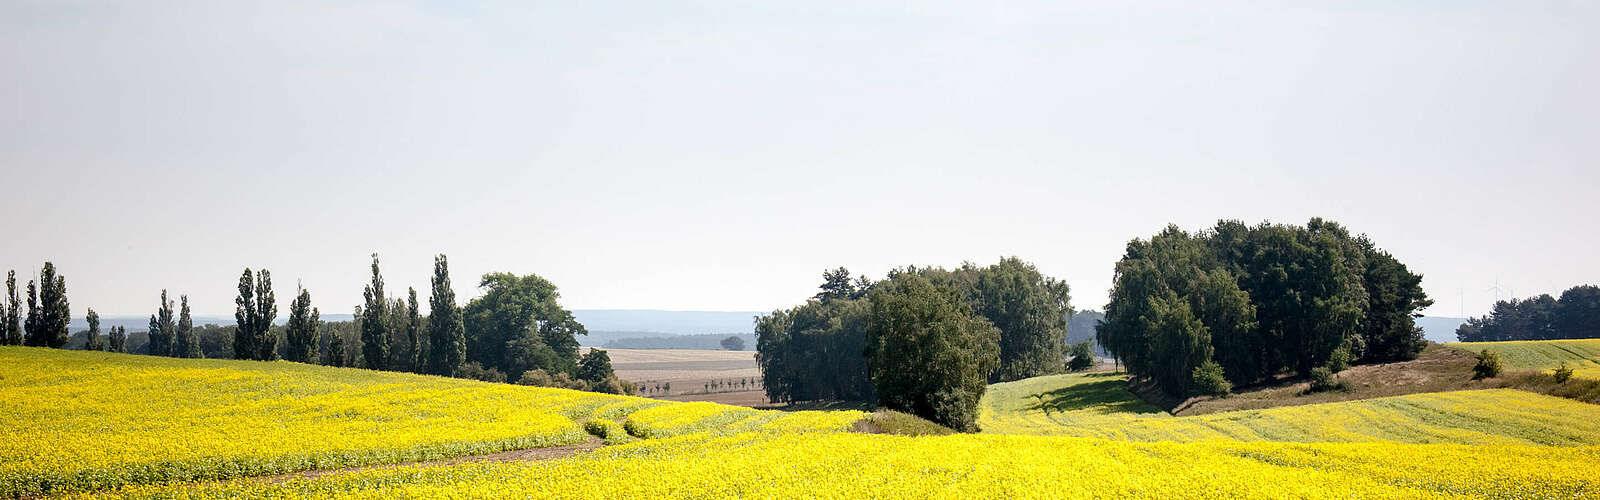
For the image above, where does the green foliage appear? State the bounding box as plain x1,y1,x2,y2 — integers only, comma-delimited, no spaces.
967,257,1073,382
1473,349,1504,380
148,290,174,356
176,295,200,358
1306,366,1349,393
756,289,874,404
720,335,745,351
426,255,466,376
108,326,127,353
454,361,507,383
464,271,585,377
1458,285,1600,342
503,333,563,383
1553,363,1574,384
859,410,956,436
360,254,390,370
284,286,320,364
1100,219,1425,397
577,349,614,385
24,263,70,348
866,270,999,433
327,335,347,367
1067,341,1094,372
232,269,278,361
83,308,103,351
1,271,18,346
403,288,423,372
1190,360,1231,396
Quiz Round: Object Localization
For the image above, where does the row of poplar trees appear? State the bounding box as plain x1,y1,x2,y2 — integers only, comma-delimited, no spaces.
756,257,1073,432
0,264,74,349
1096,218,1432,398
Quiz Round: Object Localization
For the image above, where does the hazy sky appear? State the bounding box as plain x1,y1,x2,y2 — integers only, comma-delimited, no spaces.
2,1,1596,318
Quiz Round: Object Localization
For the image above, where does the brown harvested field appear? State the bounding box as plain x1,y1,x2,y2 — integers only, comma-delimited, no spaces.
603,348,767,405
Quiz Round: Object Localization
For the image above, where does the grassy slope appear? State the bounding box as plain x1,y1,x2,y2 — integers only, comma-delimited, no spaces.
979,371,1600,445
1450,339,1600,379
0,347,859,497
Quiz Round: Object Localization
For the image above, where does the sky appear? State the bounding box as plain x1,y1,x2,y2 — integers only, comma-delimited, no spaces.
2,1,1596,318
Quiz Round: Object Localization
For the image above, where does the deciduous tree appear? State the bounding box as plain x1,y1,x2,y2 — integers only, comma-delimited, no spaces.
361,254,390,370
426,255,466,376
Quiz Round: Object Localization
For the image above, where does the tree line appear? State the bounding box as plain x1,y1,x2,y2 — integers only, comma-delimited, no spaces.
1096,219,1432,398
1455,285,1600,342
0,255,632,395
756,258,1079,432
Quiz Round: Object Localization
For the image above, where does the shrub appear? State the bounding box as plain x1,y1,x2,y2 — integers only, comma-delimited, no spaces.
1327,344,1351,373
1472,350,1503,380
583,420,612,439
1307,366,1349,393
454,361,507,383
514,368,556,387
1066,341,1095,372
1190,360,1232,397
1553,363,1574,384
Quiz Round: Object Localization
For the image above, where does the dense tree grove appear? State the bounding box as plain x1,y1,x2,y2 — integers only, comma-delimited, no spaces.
756,284,874,404
108,325,127,353
426,255,466,376
866,270,1000,432
233,269,278,361
1456,285,1600,341
463,272,587,382
962,258,1072,382
1097,219,1431,397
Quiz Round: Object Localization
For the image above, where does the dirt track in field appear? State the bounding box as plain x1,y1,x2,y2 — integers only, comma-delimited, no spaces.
258,438,605,483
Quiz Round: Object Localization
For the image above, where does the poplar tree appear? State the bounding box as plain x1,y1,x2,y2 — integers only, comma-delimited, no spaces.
155,290,176,357
109,325,127,353
23,279,40,346
405,287,422,372
177,295,200,358
85,308,104,351
285,285,319,363
2,271,18,346
426,254,466,376
234,269,278,360
360,254,390,370
33,263,71,348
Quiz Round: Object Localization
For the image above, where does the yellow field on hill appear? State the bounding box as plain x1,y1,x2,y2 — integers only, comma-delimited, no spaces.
11,346,1600,498
0,347,857,497
1450,339,1600,379
980,372,1600,445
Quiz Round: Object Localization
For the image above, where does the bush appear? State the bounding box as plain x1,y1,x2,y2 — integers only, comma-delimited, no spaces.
1189,360,1232,397
1472,349,1503,380
1554,363,1574,384
1307,366,1349,393
1066,341,1095,372
454,361,507,383
1327,344,1351,373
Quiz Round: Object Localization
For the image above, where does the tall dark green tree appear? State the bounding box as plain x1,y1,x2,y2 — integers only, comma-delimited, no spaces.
576,348,615,385
233,269,278,360
865,270,1000,432
153,290,177,357
1357,243,1432,361
361,254,390,370
968,257,1073,382
285,285,320,363
427,255,467,376
405,287,422,372
176,295,200,358
109,325,127,353
464,272,586,376
1556,285,1600,340
2,270,18,345
25,263,72,348
84,308,104,351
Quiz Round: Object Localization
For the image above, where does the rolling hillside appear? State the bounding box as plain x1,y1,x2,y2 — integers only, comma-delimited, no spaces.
1449,339,1600,379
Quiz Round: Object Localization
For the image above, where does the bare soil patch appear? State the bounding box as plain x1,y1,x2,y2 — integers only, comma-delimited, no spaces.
1165,344,1484,416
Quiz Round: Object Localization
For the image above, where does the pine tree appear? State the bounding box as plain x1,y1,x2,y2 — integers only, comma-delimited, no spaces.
85,308,104,351
177,295,200,358
426,254,466,376
361,254,390,370
109,325,127,353
285,284,319,363
2,271,18,346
